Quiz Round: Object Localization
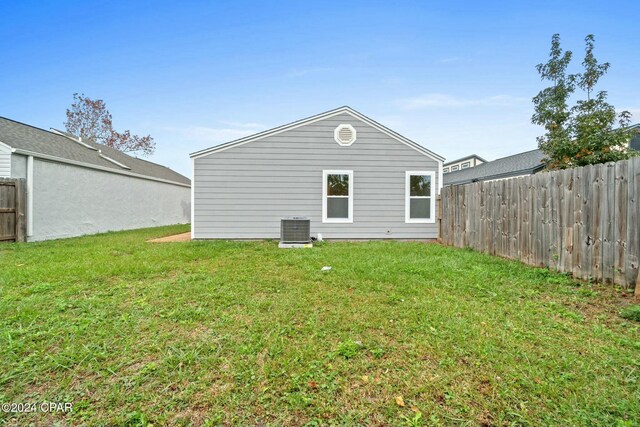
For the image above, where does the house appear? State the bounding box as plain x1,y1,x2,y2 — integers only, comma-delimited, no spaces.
443,149,545,186
630,124,640,151
443,154,486,173
0,116,191,241
190,106,444,240
444,124,640,187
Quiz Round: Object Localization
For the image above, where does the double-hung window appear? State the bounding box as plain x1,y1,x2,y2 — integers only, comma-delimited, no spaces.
405,171,435,223
322,170,353,223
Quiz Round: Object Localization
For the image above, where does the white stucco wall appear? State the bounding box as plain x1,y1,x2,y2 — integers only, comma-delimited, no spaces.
11,153,27,179
28,156,190,241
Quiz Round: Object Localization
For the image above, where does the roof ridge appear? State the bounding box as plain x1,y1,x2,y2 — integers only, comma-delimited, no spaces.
486,148,541,163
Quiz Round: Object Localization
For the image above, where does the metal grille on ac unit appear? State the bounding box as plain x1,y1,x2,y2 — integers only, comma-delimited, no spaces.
280,217,311,246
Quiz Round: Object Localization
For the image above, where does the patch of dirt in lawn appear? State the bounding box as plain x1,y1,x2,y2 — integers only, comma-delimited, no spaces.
147,232,191,243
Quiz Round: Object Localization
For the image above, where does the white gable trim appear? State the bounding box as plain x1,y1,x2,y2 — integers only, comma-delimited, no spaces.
189,106,445,163
0,140,15,152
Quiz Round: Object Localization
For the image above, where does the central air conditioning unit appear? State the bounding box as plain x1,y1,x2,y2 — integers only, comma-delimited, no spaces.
279,217,312,248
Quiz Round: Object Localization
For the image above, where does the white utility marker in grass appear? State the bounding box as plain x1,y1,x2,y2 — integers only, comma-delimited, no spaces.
321,266,332,272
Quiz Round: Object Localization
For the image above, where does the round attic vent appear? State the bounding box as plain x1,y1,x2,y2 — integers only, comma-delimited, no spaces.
334,124,356,146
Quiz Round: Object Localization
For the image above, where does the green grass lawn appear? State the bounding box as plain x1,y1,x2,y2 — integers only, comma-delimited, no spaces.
1,225,639,426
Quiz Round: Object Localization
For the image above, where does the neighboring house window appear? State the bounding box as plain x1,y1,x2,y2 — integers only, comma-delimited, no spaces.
451,165,459,171
462,162,470,169
443,167,449,173
322,170,353,223
405,171,435,223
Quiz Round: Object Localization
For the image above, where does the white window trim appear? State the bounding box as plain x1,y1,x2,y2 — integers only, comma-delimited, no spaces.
322,170,353,223
405,171,436,224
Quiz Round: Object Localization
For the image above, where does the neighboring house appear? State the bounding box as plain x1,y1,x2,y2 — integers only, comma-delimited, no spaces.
443,154,486,174
629,124,640,151
190,106,444,240
0,116,191,241
443,149,545,186
444,124,639,187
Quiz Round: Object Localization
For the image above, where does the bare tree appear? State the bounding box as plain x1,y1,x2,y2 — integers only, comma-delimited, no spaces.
64,93,155,156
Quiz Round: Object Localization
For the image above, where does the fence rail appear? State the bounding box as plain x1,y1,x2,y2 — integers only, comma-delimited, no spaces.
440,157,639,291
0,178,27,243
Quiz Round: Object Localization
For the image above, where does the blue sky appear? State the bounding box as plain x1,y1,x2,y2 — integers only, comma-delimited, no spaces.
1,1,638,176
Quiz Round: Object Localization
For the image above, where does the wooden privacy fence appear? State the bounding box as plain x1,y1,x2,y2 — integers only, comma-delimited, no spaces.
0,178,27,243
440,157,640,290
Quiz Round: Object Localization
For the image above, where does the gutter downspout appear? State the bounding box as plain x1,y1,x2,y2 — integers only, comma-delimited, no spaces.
190,157,195,240
27,155,33,237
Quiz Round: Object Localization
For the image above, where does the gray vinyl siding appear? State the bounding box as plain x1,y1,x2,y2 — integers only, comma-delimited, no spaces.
0,144,10,177
193,112,440,239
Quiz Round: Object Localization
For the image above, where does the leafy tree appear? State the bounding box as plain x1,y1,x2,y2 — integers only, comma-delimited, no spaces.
532,35,634,169
532,34,575,169
65,93,155,156
570,35,632,166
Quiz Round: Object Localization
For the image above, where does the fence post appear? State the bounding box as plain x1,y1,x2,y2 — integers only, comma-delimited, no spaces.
437,194,442,242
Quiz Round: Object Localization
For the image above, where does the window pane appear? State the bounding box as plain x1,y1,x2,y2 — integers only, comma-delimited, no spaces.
409,175,431,197
327,197,349,218
327,174,349,196
410,198,431,219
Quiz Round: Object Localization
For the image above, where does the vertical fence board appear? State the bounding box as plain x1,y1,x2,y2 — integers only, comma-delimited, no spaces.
572,167,584,277
461,183,468,247
541,173,551,267
562,169,574,274
591,164,603,282
0,178,27,243
582,165,593,280
519,176,530,263
625,157,639,288
14,179,27,243
602,163,615,283
509,177,518,259
480,181,487,251
614,161,628,286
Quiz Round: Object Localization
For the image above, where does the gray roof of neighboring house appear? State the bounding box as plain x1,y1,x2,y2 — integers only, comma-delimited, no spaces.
444,149,546,186
0,116,190,186
444,154,487,167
